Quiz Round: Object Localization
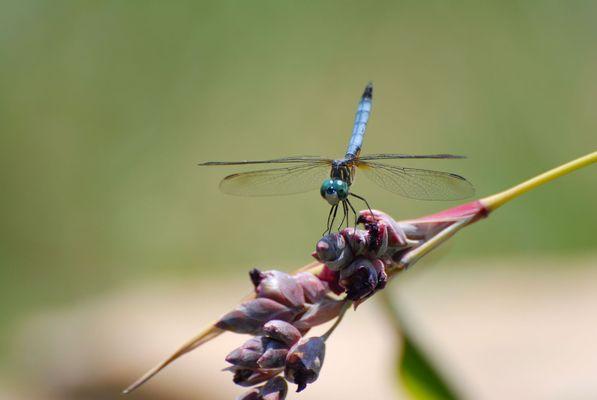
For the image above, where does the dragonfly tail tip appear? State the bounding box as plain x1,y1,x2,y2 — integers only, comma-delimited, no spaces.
363,82,373,99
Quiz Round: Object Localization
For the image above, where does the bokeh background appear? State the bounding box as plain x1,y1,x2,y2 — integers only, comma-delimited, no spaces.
1,1,596,399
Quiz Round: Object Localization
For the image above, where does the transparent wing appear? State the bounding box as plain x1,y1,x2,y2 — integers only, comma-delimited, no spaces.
219,163,332,196
198,156,330,166
356,161,474,200
358,153,466,161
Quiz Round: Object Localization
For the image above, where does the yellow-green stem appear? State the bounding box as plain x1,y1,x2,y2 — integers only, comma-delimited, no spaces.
481,151,596,212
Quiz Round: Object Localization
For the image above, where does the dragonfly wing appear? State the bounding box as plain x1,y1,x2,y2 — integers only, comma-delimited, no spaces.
358,153,466,161
357,161,474,200
199,156,329,166
219,163,331,196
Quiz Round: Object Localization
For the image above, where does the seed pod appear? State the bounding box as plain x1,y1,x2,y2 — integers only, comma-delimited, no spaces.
216,298,297,334
339,258,378,301
262,320,302,347
293,272,326,303
293,297,344,331
254,270,305,308
284,337,326,392
315,233,353,271
231,367,282,387
261,376,288,400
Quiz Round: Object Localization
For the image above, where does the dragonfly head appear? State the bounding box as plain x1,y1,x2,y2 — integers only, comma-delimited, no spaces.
320,179,349,205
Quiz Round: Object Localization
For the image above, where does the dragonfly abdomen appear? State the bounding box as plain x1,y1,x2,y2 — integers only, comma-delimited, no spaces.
345,82,373,158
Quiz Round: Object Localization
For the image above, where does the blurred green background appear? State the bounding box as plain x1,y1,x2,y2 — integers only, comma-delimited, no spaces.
1,0,595,385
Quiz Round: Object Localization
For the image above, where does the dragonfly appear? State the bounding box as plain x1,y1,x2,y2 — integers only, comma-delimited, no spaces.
199,83,474,233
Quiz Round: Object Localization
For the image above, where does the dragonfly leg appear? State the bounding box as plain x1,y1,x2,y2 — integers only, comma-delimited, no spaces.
325,205,333,234
337,201,348,231
336,202,347,231
349,192,374,218
344,201,350,230
325,204,339,235
345,198,358,234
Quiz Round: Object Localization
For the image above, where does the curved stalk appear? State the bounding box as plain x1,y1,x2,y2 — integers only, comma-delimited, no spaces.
481,151,596,212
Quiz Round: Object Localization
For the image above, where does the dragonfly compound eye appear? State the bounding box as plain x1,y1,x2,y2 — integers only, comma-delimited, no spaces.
333,180,349,200
320,179,340,205
320,179,348,205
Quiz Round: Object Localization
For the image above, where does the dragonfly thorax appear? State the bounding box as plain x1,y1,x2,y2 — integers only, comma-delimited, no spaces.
331,160,353,183
320,179,349,205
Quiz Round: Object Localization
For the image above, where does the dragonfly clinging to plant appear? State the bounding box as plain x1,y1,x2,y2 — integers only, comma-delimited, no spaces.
199,83,474,233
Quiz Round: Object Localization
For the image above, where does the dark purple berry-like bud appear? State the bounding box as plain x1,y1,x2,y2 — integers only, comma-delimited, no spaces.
293,297,344,331
230,367,281,387
261,376,288,400
339,258,378,301
315,233,353,271
293,272,326,303
262,320,302,347
216,298,297,334
236,388,261,400
254,270,305,308
284,337,326,392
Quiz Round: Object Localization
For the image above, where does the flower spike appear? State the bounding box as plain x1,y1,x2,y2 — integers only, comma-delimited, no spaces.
124,152,595,397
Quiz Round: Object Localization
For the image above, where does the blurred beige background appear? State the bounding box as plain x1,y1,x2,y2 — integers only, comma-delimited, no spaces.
1,1,596,399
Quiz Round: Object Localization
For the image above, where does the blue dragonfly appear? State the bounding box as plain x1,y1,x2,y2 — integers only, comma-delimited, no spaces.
199,83,474,232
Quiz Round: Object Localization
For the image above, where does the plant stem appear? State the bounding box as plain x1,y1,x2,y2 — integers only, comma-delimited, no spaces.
388,216,473,275
321,300,352,341
123,325,223,393
481,151,596,212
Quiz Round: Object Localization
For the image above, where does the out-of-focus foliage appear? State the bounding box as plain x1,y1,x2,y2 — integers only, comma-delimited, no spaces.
1,0,595,361
382,291,459,400
399,332,458,400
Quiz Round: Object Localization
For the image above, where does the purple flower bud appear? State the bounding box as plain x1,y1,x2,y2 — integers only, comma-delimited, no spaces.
226,337,265,368
366,222,389,256
315,233,353,271
216,298,297,334
236,388,261,400
262,320,302,347
261,376,288,400
293,297,344,331
293,272,326,303
339,258,378,301
360,210,410,248
227,337,288,369
383,220,409,249
230,367,282,387
284,337,326,392
317,266,344,295
249,268,266,288
253,270,305,308
371,258,388,290
341,227,367,255
257,346,289,369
